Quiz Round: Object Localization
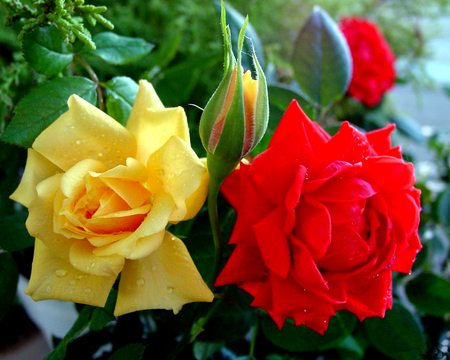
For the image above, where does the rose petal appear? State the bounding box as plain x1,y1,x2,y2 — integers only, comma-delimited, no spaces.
10,149,61,207
215,244,267,287
25,239,116,307
391,233,422,274
365,124,395,154
126,81,190,163
69,240,125,276
294,195,331,259
147,136,207,222
311,176,376,203
114,232,213,316
253,206,291,278
183,158,209,221
93,192,174,259
26,174,74,261
33,95,136,171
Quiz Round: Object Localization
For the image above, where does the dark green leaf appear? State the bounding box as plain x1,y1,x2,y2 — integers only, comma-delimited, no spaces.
389,115,426,143
22,26,73,76
104,76,139,126
268,83,315,119
261,310,356,352
406,272,450,317
106,344,147,360
215,2,266,73
193,341,223,360
83,32,153,65
198,287,255,343
89,288,117,331
363,301,426,359
438,186,450,228
1,77,97,148
146,28,181,70
338,335,365,360
0,212,34,252
0,252,19,321
153,52,221,106
292,7,351,108
45,306,95,360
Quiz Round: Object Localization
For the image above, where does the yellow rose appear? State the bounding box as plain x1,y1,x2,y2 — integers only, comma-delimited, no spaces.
10,80,213,315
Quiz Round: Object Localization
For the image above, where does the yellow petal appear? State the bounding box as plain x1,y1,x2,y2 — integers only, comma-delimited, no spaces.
60,159,108,199
183,158,209,221
10,149,61,208
93,192,174,258
114,231,213,316
25,239,117,307
27,174,74,261
33,95,137,171
126,81,190,163
69,240,125,276
147,136,207,222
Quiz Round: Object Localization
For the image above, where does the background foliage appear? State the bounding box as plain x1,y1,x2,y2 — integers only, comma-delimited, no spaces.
1,0,450,359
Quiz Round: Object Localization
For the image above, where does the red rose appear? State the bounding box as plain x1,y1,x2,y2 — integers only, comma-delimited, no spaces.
215,101,421,334
340,17,396,107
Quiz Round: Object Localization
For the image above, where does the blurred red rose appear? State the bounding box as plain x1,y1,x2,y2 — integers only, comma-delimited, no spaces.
215,100,421,334
340,17,396,107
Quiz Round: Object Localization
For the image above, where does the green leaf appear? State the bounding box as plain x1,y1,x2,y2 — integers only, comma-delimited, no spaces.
438,186,450,228
89,288,117,331
261,310,356,352
363,301,426,360
1,77,97,148
193,341,223,360
104,76,139,125
292,6,351,109
215,2,266,73
389,115,426,143
83,32,154,65
338,335,365,360
0,212,34,252
44,306,95,360
405,272,450,317
198,287,255,344
22,26,73,76
106,344,147,360
0,252,19,321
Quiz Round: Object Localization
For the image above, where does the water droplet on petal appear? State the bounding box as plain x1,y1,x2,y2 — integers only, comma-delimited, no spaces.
136,278,145,287
45,285,52,293
84,288,91,294
166,287,174,294
55,269,67,277
152,265,158,271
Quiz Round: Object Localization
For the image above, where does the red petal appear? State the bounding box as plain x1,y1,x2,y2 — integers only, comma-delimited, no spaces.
342,271,392,321
303,160,355,194
253,207,291,278
221,163,246,210
294,195,332,259
284,165,307,234
312,177,376,202
316,224,370,272
269,100,330,152
214,244,267,287
323,199,366,225
391,233,422,273
366,124,395,154
362,156,415,194
291,236,329,293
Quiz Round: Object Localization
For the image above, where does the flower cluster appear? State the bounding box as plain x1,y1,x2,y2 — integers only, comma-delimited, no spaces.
11,80,213,316
340,17,396,107
216,100,421,334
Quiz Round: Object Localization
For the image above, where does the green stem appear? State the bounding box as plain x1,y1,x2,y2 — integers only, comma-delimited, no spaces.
74,55,104,111
249,312,259,359
207,174,224,290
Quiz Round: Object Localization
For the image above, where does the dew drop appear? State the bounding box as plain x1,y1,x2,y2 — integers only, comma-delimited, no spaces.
76,140,82,145
45,285,52,293
166,287,174,294
136,278,145,287
84,288,92,294
69,289,74,295
55,269,67,277
152,265,158,271
69,280,76,286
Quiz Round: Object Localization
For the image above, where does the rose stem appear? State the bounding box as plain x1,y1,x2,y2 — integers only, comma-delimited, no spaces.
74,55,105,112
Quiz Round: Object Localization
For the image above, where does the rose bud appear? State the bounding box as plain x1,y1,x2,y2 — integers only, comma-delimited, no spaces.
199,4,268,183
